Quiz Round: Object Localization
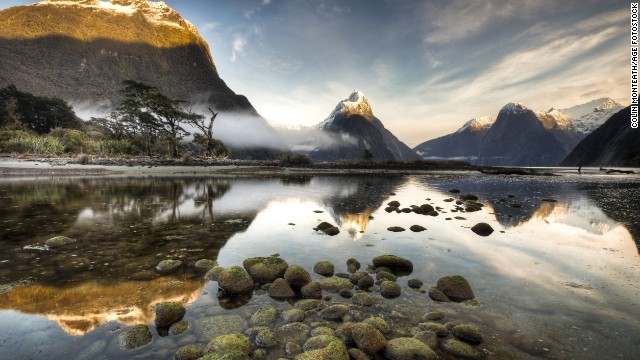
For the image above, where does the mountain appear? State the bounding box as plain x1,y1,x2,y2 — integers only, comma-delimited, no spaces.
414,98,624,166
309,90,420,161
413,116,494,163
561,107,640,166
0,0,256,114
478,103,567,166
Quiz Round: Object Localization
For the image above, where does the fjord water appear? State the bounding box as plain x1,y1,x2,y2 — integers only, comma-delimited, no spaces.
0,174,638,359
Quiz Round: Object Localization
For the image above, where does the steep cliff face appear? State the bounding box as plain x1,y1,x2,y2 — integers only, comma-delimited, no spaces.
0,0,256,113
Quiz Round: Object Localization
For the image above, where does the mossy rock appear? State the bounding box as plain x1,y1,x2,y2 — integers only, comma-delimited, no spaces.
441,338,483,359
318,304,349,321
318,277,353,293
376,271,397,282
204,266,224,281
452,324,484,344
281,308,305,323
169,320,189,335
245,326,278,348
380,280,402,299
277,322,311,345
268,278,296,299
436,275,475,302
197,315,245,340
323,226,340,236
352,293,375,307
44,236,76,249
218,266,254,295
363,317,390,334
118,324,152,350
311,327,336,337
372,255,413,273
194,259,216,273
174,344,203,360
357,274,374,289
470,223,494,236
156,259,183,274
294,299,320,310
351,323,387,354
300,281,323,299
384,337,437,360
313,261,335,276
408,278,423,289
414,330,438,350
243,257,288,283
428,287,452,302
153,301,185,328
204,333,252,356
303,334,339,352
250,304,278,326
285,264,313,287
419,322,448,337
295,339,348,360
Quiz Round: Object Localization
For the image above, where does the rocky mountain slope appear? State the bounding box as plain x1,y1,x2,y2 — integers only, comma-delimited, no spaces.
309,90,419,161
0,0,255,113
561,107,639,166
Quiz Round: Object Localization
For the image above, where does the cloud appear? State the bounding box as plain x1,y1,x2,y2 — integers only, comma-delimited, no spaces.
202,22,219,32
231,35,247,63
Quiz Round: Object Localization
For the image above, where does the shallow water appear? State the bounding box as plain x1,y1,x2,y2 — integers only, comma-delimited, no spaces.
0,173,639,359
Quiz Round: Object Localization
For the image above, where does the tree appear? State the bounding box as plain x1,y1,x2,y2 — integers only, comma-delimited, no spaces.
189,108,230,158
114,80,200,157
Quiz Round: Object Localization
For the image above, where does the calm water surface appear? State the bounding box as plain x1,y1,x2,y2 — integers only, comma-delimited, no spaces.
0,173,638,359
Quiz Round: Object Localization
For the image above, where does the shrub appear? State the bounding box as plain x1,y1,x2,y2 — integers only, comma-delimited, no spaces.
279,154,312,166
50,128,92,153
98,139,135,155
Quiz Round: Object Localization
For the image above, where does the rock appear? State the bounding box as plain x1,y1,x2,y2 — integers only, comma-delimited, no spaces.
352,293,375,307
351,323,387,354
376,271,397,282
348,348,370,360
452,324,484,344
423,311,445,321
470,223,494,236
380,281,401,299
401,207,413,213
281,308,305,323
300,281,323,299
294,299,320,310
449,189,461,193
204,334,252,357
509,203,522,208
277,322,310,345
350,271,368,285
413,330,438,350
372,255,413,273
384,337,437,360
118,324,152,350
335,322,356,344
155,259,182,274
194,259,216,273
460,194,479,201
346,258,361,272
169,321,189,335
318,304,349,321
296,339,349,360
408,279,423,289
245,326,278,348
387,226,405,232
385,206,398,212
197,315,245,340
284,264,313,287
357,275,375,289
44,236,76,249
250,304,278,326
286,342,303,358
313,261,335,276
218,266,254,295
303,334,338,351
419,322,448,337
441,338,483,359
339,289,353,298
268,278,296,299
316,222,334,230
311,327,336,337
174,345,203,360
387,200,401,207
436,275,475,302
204,266,224,281
318,277,354,293
409,225,426,232
323,226,340,236
243,257,289,283
363,317,390,334
428,287,452,302
154,302,186,328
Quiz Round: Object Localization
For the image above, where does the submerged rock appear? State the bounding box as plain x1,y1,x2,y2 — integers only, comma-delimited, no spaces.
281,308,305,323
169,321,189,335
245,326,278,348
313,261,335,276
318,304,349,320
300,281,323,299
303,335,338,352
250,304,278,326
218,266,254,295
194,259,216,273
363,317,390,334
441,338,483,359
296,339,349,360
428,287,452,302
380,281,401,298
413,330,438,350
118,324,152,350
318,277,354,293
174,344,203,360
471,223,494,236
352,293,375,307
419,322,448,337
156,259,183,274
204,266,224,281
436,275,475,302
408,278,424,289
44,236,76,249
384,337,437,360
409,225,427,232
153,302,185,328
452,324,484,344
243,257,288,283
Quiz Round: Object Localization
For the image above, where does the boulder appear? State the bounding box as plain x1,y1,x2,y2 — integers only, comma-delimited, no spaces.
44,236,76,249
153,302,185,328
284,264,313,287
372,255,413,272
451,324,484,344
441,338,483,359
318,277,354,293
194,259,216,273
352,293,375,307
428,287,452,302
351,323,387,354
250,304,278,326
436,275,475,302
313,261,335,276
380,281,401,299
218,266,254,295
268,278,296,299
204,266,224,281
243,257,289,283
118,324,152,350
300,281,323,299
363,317,390,334
384,337,437,360
470,223,494,236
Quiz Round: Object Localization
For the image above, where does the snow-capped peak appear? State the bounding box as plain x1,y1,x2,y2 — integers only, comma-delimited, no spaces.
455,116,495,133
38,0,189,28
499,102,530,116
316,90,374,128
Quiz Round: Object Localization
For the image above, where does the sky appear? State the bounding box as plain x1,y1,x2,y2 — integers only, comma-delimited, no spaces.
1,0,632,146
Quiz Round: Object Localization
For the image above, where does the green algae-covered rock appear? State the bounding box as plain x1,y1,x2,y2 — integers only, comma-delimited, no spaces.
156,259,183,274
352,293,375,307
318,304,349,321
218,266,254,295
243,257,288,283
204,266,225,281
174,344,203,360
169,321,189,335
45,236,76,249
313,261,335,276
372,255,413,272
441,338,483,359
250,304,278,326
284,264,313,287
436,275,475,302
363,317,390,334
318,277,353,293
268,278,296,299
351,323,386,354
194,259,216,273
384,337,437,360
153,302,185,328
419,322,449,337
300,281,323,299
380,280,402,299
245,326,278,348
428,287,452,302
281,308,305,323
452,324,484,344
204,333,252,356
118,324,152,350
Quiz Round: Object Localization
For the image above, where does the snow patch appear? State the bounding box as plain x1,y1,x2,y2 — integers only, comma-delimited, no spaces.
455,115,495,133
499,102,530,116
316,90,374,129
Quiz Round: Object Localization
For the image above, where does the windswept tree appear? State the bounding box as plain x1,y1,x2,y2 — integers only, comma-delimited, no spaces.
114,80,201,157
188,108,230,158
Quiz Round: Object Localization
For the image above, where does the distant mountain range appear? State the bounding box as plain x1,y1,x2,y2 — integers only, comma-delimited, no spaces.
562,106,639,167
308,90,419,161
414,98,624,166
